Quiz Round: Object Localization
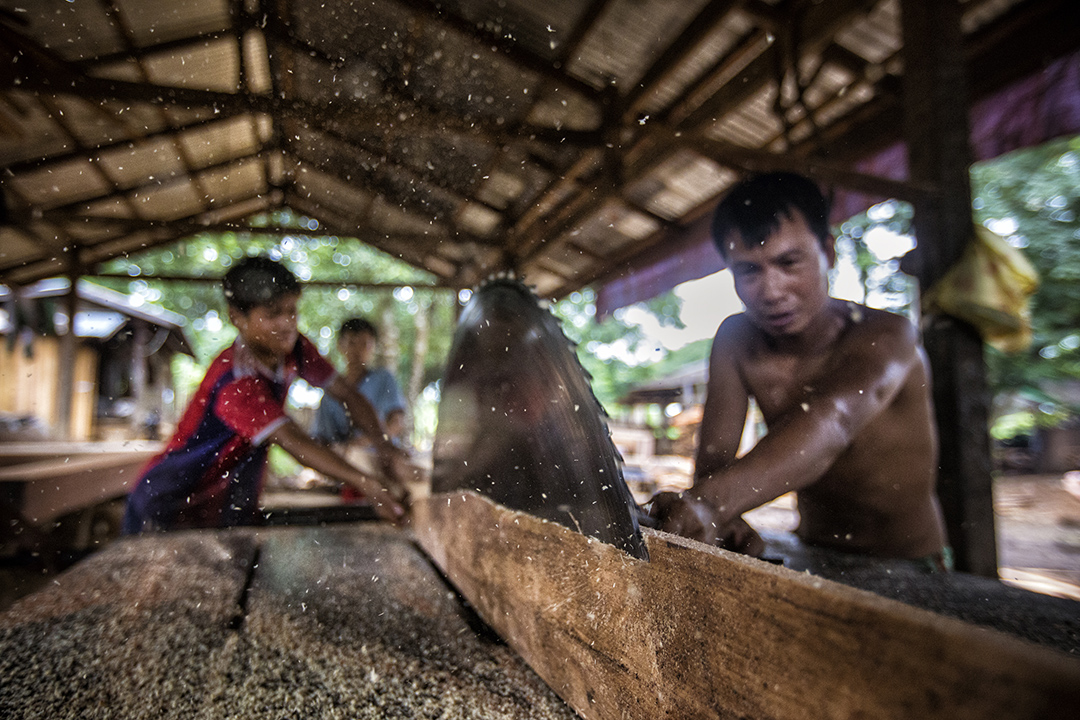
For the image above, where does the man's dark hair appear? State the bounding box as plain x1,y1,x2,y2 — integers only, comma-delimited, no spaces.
339,317,378,339
222,255,300,312
711,172,831,258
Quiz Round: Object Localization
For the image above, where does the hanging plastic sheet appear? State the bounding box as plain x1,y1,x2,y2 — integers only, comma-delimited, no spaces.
922,225,1039,353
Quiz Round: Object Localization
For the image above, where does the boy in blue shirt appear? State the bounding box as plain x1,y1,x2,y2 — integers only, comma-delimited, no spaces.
312,317,409,501
311,317,408,447
123,257,406,532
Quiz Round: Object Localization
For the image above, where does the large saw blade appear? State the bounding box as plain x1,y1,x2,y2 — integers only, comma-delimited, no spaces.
432,278,648,559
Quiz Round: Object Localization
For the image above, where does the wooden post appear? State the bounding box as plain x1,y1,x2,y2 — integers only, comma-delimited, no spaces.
54,253,79,440
900,0,997,576
130,320,149,438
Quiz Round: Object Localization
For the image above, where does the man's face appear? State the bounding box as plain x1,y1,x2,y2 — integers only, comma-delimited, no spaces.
230,293,300,361
339,330,377,371
725,212,835,338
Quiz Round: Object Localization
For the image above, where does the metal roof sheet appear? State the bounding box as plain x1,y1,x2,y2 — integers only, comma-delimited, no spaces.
0,0,1076,303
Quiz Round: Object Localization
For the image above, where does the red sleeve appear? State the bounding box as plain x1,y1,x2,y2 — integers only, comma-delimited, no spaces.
215,375,288,444
296,334,337,389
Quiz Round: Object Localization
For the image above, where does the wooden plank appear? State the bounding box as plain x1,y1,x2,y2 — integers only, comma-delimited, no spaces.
0,441,160,523
0,440,162,466
412,491,1080,720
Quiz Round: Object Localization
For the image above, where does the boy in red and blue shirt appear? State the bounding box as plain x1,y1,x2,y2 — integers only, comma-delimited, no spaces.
123,256,406,533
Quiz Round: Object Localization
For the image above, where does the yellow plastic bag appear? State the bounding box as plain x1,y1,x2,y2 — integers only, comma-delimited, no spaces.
922,225,1039,353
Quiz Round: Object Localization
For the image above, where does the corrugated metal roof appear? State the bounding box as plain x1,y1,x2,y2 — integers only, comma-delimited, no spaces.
0,0,1075,301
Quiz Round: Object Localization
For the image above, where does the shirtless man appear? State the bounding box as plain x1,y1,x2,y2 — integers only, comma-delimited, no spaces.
650,172,949,566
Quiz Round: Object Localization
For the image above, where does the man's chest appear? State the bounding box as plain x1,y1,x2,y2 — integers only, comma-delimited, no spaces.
738,351,831,421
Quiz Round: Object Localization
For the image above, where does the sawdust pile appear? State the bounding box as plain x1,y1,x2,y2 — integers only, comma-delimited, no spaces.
0,525,577,719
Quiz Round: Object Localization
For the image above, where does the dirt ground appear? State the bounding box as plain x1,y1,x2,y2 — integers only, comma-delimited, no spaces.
993,473,1080,599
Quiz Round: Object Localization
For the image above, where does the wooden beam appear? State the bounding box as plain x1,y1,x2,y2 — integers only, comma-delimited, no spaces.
675,0,878,130
900,0,995,577
624,0,747,118
54,249,79,441
2,114,241,175
554,0,613,65
89,272,449,291
1,23,600,149
413,492,1080,720
398,0,605,101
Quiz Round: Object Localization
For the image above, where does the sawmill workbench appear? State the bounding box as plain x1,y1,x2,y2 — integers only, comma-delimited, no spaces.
0,524,576,719
4,497,1080,719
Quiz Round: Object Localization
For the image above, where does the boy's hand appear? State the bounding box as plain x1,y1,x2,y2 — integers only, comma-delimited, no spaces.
375,444,416,498
363,479,407,523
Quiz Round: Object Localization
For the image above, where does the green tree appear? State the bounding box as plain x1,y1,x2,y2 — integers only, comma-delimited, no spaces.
832,135,1080,436
96,211,459,446
552,287,689,415
972,135,1080,422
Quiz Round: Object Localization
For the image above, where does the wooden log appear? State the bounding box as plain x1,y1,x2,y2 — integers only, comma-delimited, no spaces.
412,491,1080,720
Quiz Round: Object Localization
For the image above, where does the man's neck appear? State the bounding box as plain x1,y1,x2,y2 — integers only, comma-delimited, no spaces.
764,298,850,356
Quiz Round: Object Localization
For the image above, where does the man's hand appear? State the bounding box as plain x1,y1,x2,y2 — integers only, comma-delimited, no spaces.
649,491,719,544
648,491,764,557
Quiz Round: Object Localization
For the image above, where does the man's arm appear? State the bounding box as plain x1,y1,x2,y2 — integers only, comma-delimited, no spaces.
653,317,757,547
695,316,751,479
268,420,405,521
694,311,922,523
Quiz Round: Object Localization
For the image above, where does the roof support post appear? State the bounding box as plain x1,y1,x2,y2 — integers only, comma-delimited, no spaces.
130,320,150,438
55,250,80,441
900,0,996,576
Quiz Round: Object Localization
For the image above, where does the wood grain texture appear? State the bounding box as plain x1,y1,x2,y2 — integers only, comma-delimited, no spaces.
412,491,1080,720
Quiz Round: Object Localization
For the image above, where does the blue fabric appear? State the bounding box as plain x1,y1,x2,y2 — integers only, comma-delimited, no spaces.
311,367,406,443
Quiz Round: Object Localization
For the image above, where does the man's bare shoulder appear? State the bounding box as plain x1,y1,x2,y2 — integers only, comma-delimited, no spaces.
712,312,757,348
843,303,920,350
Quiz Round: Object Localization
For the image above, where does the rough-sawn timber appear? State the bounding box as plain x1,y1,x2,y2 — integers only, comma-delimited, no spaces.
412,491,1080,720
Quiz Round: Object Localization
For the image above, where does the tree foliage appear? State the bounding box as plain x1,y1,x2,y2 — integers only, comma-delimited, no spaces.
833,135,1080,432
551,287,692,414
971,135,1080,414
96,210,461,444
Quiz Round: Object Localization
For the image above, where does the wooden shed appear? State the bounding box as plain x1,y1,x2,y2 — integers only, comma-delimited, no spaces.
0,278,192,441
1,0,1078,576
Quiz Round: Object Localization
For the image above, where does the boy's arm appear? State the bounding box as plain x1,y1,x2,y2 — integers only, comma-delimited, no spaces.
325,376,411,485
268,419,405,522
694,311,922,524
325,376,394,451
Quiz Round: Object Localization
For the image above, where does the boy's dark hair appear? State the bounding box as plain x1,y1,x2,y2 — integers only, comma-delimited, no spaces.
339,317,378,340
711,172,831,258
222,255,300,312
